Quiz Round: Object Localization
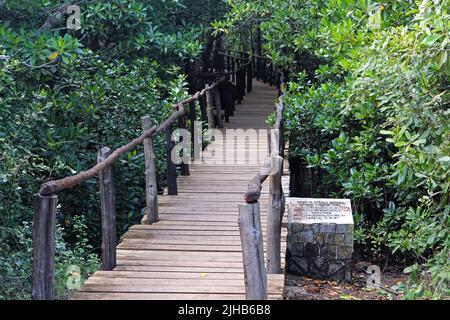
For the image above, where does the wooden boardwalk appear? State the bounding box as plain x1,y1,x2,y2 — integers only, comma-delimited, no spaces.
72,81,287,300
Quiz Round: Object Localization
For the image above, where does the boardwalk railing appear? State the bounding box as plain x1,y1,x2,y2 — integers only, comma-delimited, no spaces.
239,74,285,300
32,48,264,300
31,50,267,300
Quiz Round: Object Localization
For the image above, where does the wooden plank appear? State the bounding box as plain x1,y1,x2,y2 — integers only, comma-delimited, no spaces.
117,245,287,255
79,284,249,294
130,224,240,231
116,250,245,261
124,229,242,236
119,238,287,248
72,292,246,300
124,229,287,237
85,275,283,286
118,244,244,252
79,284,283,294
85,278,247,287
97,147,117,271
114,265,244,273
90,271,246,280
72,292,284,300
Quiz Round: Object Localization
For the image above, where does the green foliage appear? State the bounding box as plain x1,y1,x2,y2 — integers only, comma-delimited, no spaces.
1,0,226,299
221,0,449,298
0,216,99,300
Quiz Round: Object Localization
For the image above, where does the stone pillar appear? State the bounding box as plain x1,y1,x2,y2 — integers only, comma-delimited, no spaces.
286,198,354,282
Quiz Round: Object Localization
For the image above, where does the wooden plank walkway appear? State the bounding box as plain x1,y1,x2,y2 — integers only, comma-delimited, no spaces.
72,81,288,300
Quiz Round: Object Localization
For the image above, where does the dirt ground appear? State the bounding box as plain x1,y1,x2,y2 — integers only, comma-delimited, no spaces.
284,264,408,300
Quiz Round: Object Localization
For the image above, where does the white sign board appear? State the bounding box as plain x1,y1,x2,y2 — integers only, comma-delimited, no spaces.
287,198,353,224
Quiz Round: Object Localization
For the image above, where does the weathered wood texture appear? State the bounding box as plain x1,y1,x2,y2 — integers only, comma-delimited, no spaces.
98,147,117,271
32,194,58,300
213,87,224,128
141,116,159,224
73,81,286,300
239,202,267,300
205,84,215,130
266,156,284,274
165,125,178,195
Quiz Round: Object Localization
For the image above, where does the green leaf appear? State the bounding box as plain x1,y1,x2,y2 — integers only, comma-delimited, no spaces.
412,139,426,146
421,34,442,46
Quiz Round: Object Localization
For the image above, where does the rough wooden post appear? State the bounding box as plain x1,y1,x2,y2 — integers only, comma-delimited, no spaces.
222,81,231,122
238,202,268,300
199,84,208,123
32,194,57,300
269,63,274,86
178,114,190,176
242,60,247,97
262,59,267,83
247,59,253,93
213,87,224,128
141,116,159,224
165,124,178,195
97,147,117,271
189,101,196,160
236,67,243,104
256,57,260,80
266,155,284,274
269,129,280,157
231,58,236,82
205,84,215,130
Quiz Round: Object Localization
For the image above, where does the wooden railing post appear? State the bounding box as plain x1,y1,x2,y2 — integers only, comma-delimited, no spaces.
256,57,260,80
178,114,190,176
165,124,178,195
222,81,231,122
189,101,196,160
199,82,208,123
236,66,243,104
97,147,117,271
141,116,159,224
266,155,284,274
213,87,224,128
247,59,253,93
261,59,266,83
231,58,236,82
32,194,57,300
205,84,215,130
242,64,247,98
269,63,274,86
238,202,268,300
